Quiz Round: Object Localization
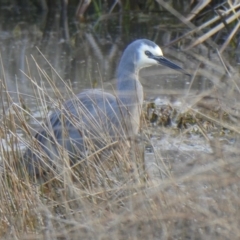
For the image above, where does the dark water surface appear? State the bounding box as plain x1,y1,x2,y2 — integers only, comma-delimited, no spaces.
0,8,213,105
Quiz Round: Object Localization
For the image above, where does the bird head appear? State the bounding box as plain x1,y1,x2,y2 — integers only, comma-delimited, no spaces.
136,39,184,73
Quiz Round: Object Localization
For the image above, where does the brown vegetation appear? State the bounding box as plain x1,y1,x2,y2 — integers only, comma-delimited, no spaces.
0,0,240,239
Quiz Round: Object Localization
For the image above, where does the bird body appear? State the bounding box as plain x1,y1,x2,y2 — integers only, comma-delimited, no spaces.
23,39,184,177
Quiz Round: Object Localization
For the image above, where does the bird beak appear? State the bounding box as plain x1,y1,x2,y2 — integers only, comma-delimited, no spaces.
152,55,189,76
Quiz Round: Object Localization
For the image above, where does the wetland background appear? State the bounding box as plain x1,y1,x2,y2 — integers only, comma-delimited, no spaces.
0,0,240,239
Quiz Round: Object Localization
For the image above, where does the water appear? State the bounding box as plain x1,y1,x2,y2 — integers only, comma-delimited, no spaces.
0,9,213,104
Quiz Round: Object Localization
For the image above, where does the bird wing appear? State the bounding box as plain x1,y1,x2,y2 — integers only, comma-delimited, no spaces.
44,89,127,155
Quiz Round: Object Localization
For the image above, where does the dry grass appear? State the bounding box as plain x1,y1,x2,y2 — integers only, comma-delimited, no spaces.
0,50,240,240
156,0,240,52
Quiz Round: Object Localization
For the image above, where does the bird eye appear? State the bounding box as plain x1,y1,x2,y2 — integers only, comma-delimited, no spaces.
145,50,152,57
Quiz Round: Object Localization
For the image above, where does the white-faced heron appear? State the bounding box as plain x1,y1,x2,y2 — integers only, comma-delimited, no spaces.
23,39,185,178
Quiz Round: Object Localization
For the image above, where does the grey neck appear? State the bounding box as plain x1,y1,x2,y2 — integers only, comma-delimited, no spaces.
116,60,143,109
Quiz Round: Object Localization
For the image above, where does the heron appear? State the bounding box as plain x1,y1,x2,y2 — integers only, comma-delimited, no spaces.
23,39,185,178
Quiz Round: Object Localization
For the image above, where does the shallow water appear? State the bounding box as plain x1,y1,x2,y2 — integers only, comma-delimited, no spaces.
0,9,214,103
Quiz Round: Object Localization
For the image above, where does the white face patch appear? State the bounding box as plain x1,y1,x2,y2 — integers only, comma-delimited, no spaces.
136,43,163,70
